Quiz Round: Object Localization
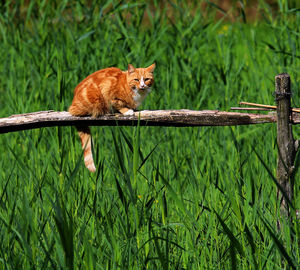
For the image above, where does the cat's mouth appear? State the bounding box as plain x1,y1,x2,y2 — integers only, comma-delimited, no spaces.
140,85,151,91
132,86,148,92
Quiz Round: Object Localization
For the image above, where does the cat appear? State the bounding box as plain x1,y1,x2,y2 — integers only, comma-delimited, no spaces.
69,63,155,172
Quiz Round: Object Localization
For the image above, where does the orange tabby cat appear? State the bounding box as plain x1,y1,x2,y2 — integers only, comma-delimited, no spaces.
69,63,155,172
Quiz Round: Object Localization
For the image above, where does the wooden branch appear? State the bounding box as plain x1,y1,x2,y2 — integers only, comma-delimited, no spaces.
2,108,300,134
240,101,277,110
240,101,300,113
0,109,282,134
231,107,273,111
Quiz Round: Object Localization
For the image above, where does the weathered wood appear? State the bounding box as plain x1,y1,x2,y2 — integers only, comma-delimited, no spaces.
240,101,300,113
275,73,298,218
231,107,273,111
0,109,281,134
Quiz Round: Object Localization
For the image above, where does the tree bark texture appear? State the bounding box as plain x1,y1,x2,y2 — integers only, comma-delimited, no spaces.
0,109,282,134
275,73,298,217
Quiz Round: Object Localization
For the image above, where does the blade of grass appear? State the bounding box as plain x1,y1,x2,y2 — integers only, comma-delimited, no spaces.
259,213,297,269
252,146,294,209
213,209,245,258
53,197,74,270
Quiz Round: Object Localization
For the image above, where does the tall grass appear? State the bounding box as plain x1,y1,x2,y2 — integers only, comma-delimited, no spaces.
0,0,299,269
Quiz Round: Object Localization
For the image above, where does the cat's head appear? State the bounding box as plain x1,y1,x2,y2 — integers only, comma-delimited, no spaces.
127,63,155,92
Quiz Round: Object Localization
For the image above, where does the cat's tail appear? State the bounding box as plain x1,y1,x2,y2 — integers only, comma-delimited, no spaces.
76,126,96,172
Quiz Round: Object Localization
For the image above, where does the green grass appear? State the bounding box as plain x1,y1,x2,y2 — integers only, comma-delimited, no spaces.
0,0,299,269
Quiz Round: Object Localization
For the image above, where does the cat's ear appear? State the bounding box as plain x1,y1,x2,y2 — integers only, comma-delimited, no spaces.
128,64,135,74
146,63,156,73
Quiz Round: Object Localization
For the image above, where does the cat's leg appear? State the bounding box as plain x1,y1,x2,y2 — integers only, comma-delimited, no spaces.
111,99,135,115
119,108,134,115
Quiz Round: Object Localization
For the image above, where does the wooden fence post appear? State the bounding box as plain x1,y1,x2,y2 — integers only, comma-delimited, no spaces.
275,73,298,219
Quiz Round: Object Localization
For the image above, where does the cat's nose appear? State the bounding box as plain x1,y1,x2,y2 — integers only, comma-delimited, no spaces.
140,77,147,89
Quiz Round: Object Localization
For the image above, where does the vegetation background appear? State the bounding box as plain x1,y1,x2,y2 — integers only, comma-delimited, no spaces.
0,0,299,269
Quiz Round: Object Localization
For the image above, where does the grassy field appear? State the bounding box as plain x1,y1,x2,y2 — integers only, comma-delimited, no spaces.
0,0,299,269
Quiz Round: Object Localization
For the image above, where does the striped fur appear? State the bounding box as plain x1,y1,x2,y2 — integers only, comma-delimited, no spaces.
69,63,155,172
77,126,96,172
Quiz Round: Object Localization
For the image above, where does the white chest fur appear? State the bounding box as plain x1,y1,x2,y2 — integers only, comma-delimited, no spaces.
133,88,151,108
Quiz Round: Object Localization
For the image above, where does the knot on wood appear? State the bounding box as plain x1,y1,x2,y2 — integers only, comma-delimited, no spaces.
273,91,292,101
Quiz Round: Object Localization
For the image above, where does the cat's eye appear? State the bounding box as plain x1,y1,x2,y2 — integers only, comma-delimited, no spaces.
144,78,150,81
134,79,139,82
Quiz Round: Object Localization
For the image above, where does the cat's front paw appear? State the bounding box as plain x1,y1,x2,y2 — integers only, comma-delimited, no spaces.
123,109,135,116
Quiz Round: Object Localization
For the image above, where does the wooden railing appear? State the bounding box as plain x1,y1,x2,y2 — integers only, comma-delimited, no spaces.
0,74,298,222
